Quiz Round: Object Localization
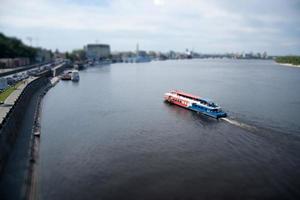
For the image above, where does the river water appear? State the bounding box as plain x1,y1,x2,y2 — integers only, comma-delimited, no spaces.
39,59,300,200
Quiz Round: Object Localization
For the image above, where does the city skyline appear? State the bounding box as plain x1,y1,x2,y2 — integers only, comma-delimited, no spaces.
0,0,300,55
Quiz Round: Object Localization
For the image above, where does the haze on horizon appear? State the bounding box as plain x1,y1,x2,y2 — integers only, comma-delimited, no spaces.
0,0,299,55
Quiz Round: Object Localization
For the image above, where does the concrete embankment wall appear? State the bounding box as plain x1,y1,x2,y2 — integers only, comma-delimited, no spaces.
0,76,50,173
52,63,67,77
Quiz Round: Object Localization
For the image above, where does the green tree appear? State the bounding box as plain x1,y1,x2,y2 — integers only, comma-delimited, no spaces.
0,32,37,61
275,56,300,65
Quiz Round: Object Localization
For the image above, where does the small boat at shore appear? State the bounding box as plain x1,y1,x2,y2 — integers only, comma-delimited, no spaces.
71,70,79,82
34,131,40,137
61,72,71,80
164,90,227,119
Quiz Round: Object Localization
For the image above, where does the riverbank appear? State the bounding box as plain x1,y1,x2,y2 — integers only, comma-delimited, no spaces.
277,62,300,68
0,77,52,200
275,56,300,68
26,81,54,200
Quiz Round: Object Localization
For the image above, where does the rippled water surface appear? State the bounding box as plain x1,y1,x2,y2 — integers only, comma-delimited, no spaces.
39,59,300,200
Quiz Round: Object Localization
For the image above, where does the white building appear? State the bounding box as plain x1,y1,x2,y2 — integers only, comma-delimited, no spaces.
84,44,111,60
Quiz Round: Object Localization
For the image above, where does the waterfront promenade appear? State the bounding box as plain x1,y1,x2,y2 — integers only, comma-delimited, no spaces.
0,61,65,200
0,77,37,127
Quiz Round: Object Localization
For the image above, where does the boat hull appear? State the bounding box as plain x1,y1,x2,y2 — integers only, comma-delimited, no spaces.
164,94,227,119
71,70,80,82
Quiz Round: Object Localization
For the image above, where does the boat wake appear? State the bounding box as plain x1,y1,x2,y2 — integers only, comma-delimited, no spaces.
221,117,257,131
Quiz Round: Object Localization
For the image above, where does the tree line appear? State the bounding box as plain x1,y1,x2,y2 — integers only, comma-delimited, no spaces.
275,56,300,66
0,32,37,61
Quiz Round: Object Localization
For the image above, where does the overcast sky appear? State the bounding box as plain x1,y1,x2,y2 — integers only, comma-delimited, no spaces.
0,0,299,54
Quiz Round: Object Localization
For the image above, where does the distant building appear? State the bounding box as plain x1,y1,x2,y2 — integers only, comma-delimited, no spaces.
0,57,30,68
111,52,122,63
185,49,193,59
36,48,52,63
168,51,176,59
157,53,168,60
52,49,66,61
245,52,254,59
148,51,157,59
85,44,111,60
119,51,134,63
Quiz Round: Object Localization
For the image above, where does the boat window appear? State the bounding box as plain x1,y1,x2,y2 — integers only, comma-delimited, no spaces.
209,102,217,107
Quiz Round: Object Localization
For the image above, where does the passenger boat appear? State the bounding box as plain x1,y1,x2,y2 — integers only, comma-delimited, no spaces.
164,90,227,119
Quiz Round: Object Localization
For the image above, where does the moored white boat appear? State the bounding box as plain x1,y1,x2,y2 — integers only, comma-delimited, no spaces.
71,70,80,82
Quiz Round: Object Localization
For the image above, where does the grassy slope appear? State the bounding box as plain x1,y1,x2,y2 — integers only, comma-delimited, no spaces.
0,81,22,102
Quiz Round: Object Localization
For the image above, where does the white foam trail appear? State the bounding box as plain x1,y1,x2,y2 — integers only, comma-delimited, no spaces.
222,118,256,131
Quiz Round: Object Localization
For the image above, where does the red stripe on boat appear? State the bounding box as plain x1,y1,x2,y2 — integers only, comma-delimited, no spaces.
174,90,200,100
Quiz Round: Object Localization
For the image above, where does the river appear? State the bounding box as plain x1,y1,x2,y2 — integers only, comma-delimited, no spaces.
39,59,300,200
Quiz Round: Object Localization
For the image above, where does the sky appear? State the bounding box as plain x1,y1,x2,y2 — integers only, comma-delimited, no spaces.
0,0,300,55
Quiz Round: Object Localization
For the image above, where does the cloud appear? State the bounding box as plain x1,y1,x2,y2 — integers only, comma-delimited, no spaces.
0,0,299,54
153,0,165,6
